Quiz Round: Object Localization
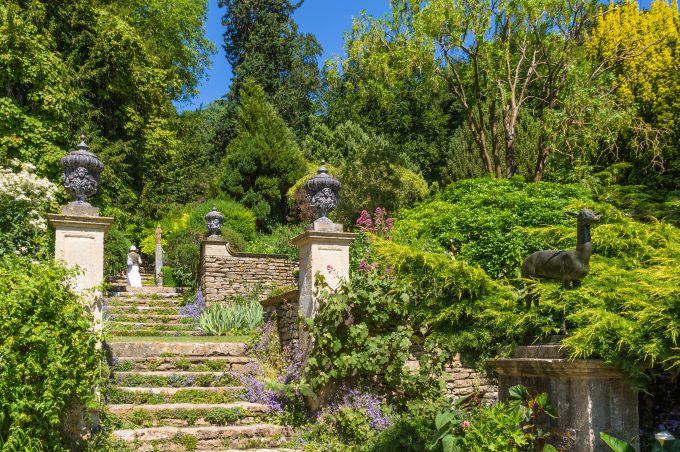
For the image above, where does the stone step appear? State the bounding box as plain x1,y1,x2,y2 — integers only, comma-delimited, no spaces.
106,291,183,299
109,314,185,322
114,371,240,388
108,286,184,295
110,329,204,337
107,306,180,315
108,341,248,358
108,386,243,405
112,424,288,449
113,356,255,372
110,322,195,330
107,403,268,429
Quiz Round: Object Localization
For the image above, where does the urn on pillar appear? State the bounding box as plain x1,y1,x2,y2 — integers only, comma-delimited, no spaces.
60,135,104,206
205,205,224,239
305,160,341,223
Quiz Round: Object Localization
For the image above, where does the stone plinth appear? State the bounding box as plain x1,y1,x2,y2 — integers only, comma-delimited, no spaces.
291,220,357,320
488,344,639,451
199,238,297,304
48,204,113,326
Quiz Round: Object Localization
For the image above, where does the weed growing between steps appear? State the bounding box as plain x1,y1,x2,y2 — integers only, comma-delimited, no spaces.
114,373,240,388
106,407,249,429
107,388,243,405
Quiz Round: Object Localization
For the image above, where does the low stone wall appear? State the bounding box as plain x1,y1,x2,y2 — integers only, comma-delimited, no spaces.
406,355,497,402
199,239,298,304
261,289,301,352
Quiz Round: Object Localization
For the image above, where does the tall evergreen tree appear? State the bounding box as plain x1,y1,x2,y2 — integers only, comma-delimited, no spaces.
220,80,306,226
218,0,321,137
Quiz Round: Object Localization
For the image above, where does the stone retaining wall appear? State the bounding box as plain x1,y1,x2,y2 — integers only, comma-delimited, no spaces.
261,290,300,352
199,240,298,304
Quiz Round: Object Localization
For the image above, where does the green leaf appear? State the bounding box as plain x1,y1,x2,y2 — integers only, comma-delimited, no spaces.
599,432,636,452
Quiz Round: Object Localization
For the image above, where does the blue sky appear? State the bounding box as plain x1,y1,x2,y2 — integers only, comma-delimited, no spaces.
177,0,392,111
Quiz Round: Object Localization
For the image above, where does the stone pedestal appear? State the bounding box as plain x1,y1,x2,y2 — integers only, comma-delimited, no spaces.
488,344,639,451
48,204,113,326
292,220,357,320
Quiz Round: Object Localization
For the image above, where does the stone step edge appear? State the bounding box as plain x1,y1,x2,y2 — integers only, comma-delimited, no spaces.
112,423,287,441
115,371,237,377
107,342,248,358
108,402,268,414
114,357,254,364
115,386,244,394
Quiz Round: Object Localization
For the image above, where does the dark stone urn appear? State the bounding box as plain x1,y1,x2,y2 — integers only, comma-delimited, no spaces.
305,160,341,222
205,205,224,239
60,135,104,205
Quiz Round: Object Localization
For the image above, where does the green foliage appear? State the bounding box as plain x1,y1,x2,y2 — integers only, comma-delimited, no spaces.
600,432,637,452
245,223,304,260
198,296,264,336
186,199,256,243
305,271,439,397
0,256,103,450
164,230,201,288
219,0,321,136
104,228,131,277
393,178,591,278
379,178,680,386
219,81,307,226
0,0,215,223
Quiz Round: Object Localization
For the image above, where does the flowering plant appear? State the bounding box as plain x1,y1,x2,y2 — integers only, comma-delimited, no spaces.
0,160,58,256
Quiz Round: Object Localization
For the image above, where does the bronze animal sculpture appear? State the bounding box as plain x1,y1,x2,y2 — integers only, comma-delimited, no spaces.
521,209,602,309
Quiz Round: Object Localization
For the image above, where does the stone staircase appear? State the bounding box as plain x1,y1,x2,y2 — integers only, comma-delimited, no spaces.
103,279,293,451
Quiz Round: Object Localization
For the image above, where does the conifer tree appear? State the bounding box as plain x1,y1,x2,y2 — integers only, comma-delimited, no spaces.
220,80,306,226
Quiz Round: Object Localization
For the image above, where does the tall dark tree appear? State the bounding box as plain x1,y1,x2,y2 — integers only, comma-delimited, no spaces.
218,0,321,137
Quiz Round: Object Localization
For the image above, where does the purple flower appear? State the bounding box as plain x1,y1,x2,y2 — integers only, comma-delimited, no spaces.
179,290,205,320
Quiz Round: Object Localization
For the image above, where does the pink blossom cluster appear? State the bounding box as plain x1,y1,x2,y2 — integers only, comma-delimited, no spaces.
356,207,394,237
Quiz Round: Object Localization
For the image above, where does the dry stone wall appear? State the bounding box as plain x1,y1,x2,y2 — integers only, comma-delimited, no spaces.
199,240,298,304
261,290,300,352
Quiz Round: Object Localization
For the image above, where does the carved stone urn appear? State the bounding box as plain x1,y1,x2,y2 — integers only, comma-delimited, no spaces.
60,135,104,205
305,160,341,222
205,205,224,238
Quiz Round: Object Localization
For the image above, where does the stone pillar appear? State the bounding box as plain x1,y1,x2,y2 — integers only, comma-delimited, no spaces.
488,343,639,451
292,220,357,320
199,237,229,302
154,224,163,287
48,203,113,326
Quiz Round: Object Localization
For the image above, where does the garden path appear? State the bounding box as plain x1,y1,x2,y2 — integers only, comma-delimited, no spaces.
103,271,294,451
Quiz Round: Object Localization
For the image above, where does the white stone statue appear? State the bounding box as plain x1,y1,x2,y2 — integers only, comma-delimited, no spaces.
126,245,143,287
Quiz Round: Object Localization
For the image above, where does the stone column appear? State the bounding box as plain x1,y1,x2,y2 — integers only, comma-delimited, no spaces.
488,343,639,451
154,224,163,286
199,237,229,303
48,203,113,326
292,220,357,320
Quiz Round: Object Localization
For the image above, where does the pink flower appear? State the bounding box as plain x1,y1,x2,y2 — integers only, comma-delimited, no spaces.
462,420,471,430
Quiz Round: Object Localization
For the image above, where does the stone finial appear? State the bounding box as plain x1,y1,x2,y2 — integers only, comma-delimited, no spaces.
60,135,104,205
304,160,341,222
205,205,224,238
155,224,162,245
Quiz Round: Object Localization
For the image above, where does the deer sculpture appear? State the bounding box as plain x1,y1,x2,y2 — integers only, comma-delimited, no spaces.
521,208,602,310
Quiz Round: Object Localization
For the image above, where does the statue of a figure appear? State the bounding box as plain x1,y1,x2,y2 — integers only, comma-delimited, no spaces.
522,208,602,308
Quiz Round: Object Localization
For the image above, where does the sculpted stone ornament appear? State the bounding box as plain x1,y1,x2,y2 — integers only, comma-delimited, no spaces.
305,160,341,222
60,135,104,205
522,208,602,310
205,205,224,238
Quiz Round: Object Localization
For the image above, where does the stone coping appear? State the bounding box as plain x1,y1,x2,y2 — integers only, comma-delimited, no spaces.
291,230,358,247
487,357,624,379
261,289,299,308
47,213,114,231
202,238,292,260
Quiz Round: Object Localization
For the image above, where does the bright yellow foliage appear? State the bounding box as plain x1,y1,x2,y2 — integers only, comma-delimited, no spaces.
586,0,680,129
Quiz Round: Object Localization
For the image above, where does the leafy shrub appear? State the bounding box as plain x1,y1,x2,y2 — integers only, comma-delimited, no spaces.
164,230,201,288
186,199,257,242
393,177,591,278
377,178,680,387
0,255,103,450
0,160,58,257
104,228,131,277
198,296,263,335
161,266,175,287
246,223,305,260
